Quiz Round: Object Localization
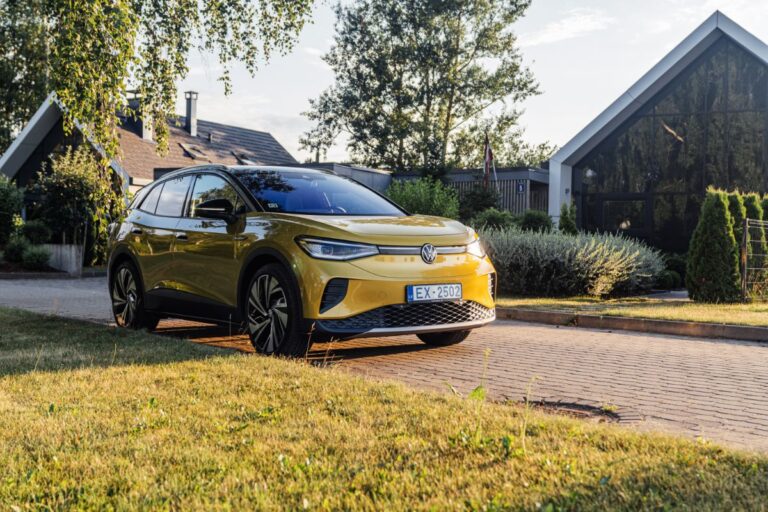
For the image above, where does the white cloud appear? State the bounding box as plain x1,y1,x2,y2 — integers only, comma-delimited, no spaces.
519,8,616,48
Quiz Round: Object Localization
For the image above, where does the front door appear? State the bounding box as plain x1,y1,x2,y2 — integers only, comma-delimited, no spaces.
173,173,247,313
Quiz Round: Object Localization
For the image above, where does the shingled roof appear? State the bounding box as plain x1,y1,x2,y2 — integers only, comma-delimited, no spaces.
117,115,298,182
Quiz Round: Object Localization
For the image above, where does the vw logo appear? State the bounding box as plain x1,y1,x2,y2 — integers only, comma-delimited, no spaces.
421,243,437,264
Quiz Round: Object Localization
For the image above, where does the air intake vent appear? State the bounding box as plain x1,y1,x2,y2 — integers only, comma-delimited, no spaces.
320,278,348,313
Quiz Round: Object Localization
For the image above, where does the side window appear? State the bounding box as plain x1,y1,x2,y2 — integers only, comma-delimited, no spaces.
188,174,244,217
155,175,193,217
138,183,163,214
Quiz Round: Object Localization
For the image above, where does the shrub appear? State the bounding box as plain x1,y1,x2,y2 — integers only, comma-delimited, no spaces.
470,208,517,230
458,185,499,222
34,145,123,265
3,236,29,263
519,210,553,232
480,227,664,297
686,188,741,303
558,202,578,235
385,178,459,218
727,191,746,246
21,245,51,271
664,253,687,282
21,219,52,244
656,270,682,290
0,175,24,246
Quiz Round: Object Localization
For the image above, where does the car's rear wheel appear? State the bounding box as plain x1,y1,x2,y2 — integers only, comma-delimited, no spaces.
246,264,310,357
417,329,470,346
111,261,159,331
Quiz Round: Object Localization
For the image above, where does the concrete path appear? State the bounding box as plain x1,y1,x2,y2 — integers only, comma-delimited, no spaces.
2,277,768,452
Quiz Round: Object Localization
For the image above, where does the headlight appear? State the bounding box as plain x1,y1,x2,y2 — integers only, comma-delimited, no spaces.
296,237,379,261
466,239,486,258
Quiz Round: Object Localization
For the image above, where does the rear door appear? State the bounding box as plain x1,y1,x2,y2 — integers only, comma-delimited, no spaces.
173,172,247,310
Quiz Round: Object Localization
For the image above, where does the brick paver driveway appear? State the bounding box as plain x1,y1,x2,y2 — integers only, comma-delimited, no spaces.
2,277,768,451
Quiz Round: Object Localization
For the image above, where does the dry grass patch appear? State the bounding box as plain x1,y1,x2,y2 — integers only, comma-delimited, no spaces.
498,296,768,327
1,307,768,510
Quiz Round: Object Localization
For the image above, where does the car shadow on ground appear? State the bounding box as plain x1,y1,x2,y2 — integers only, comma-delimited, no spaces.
153,319,434,362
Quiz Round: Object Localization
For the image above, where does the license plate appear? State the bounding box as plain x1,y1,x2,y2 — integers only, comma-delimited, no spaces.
406,284,462,303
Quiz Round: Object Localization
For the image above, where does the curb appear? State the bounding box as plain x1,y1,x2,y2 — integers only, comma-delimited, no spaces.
496,307,768,343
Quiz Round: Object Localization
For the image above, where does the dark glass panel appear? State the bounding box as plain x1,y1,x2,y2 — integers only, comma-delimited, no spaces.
728,42,768,111
650,115,705,193
704,112,728,188
603,200,646,232
651,194,701,253
654,40,726,115
728,111,765,192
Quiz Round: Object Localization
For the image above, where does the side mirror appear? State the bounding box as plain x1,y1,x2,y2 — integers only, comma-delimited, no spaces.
195,198,236,223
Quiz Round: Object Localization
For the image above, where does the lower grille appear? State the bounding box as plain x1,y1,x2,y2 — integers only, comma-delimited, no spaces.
319,301,495,333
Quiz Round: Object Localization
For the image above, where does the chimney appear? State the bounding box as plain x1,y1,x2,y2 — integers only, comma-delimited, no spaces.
185,91,198,137
127,93,153,142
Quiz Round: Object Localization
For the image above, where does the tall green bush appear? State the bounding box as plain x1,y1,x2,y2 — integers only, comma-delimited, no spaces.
34,146,123,265
480,227,663,297
385,178,459,219
458,186,499,222
0,175,24,246
558,202,578,235
727,191,746,247
686,188,741,303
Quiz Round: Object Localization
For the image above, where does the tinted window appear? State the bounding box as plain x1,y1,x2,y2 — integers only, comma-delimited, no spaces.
188,174,244,217
138,183,163,214
235,170,404,216
155,175,193,217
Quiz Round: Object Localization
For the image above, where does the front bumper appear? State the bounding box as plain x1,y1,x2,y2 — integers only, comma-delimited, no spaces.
315,300,496,338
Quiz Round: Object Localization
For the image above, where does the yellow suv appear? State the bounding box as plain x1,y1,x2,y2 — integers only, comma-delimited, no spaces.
108,165,496,356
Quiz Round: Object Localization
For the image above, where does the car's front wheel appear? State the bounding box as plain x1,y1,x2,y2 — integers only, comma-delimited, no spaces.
246,264,310,357
417,330,470,346
110,261,159,331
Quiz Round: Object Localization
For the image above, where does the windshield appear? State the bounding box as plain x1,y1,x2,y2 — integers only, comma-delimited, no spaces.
235,170,405,216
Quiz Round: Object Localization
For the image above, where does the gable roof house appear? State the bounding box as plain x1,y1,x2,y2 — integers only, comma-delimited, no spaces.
0,91,298,193
549,11,768,252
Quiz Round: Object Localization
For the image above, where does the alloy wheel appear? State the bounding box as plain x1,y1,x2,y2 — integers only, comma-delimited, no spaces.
112,267,138,327
247,274,289,354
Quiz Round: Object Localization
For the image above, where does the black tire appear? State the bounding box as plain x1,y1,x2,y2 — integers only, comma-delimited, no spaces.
417,329,471,346
245,263,311,357
110,261,160,331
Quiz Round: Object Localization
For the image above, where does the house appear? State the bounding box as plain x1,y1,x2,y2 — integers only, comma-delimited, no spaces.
548,11,768,252
0,91,298,194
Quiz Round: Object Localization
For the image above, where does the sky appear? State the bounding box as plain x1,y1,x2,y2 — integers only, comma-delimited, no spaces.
176,0,768,164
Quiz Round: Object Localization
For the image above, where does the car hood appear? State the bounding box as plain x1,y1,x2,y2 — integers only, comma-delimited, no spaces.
301,214,469,238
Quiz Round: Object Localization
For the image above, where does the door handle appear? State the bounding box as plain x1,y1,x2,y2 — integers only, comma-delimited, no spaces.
175,233,189,241
131,227,143,235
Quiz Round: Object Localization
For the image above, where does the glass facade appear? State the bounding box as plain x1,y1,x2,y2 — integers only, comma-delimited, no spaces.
573,38,768,253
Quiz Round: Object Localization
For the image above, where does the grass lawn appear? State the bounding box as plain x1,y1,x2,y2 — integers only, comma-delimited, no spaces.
497,295,768,327
2,308,768,509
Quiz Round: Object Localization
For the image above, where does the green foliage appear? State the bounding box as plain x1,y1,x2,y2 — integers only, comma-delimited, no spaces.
21,245,51,270
727,191,746,246
301,0,545,174
34,146,123,265
519,210,552,232
558,202,578,235
459,186,499,222
686,188,741,303
3,236,29,263
21,219,51,244
664,253,688,282
0,175,24,246
656,270,682,290
2,0,313,161
385,179,459,218
481,227,664,297
470,208,517,230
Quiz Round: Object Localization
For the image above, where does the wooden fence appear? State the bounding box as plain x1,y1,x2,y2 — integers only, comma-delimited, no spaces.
448,179,548,214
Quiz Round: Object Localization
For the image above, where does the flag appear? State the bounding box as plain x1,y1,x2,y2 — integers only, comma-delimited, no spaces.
483,131,493,189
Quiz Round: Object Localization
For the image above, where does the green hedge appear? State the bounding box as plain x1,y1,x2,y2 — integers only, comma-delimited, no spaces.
385,178,459,218
481,227,663,297
0,176,23,246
